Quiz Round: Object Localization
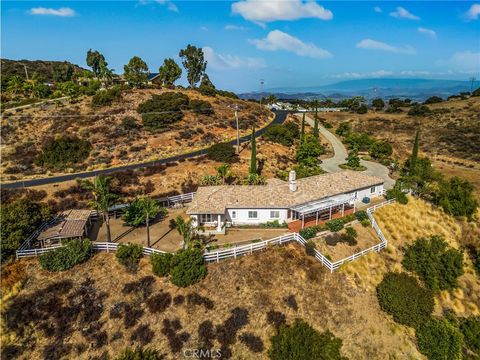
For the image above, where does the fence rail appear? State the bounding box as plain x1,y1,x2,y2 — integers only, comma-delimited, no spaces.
16,199,395,272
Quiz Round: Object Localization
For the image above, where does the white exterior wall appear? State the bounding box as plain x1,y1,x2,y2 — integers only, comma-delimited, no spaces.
348,184,384,203
226,208,289,226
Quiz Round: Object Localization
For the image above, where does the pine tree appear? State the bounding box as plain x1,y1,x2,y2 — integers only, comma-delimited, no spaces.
410,129,420,175
300,112,306,142
250,124,257,175
313,113,319,139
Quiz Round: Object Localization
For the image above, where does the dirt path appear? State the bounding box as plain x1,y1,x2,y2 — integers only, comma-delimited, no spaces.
301,113,395,189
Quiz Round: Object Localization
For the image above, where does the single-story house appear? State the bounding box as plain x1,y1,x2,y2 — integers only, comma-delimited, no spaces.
147,73,162,86
186,170,384,233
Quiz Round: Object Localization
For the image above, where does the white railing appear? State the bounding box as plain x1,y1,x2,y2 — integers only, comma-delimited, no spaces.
167,192,195,204
15,199,396,272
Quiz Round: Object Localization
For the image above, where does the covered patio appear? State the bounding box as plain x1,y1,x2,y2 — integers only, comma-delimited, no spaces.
288,194,355,232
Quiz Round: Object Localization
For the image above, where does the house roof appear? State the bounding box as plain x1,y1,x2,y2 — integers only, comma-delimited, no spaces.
148,73,160,81
37,209,91,241
186,171,383,214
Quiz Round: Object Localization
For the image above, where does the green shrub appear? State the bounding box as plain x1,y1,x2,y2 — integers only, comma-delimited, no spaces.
121,116,139,130
424,96,443,104
335,122,351,137
264,124,295,146
137,92,188,130
268,319,345,360
91,86,122,107
116,243,144,271
475,254,480,278
259,220,288,228
369,141,393,160
305,240,317,257
188,99,213,115
207,143,237,163
296,134,324,166
299,226,322,240
357,104,368,114
341,227,357,246
36,136,92,169
376,272,434,328
344,133,375,152
408,104,431,116
386,187,408,204
292,164,325,179
116,347,163,360
0,198,51,261
402,235,464,292
151,253,173,277
416,318,463,360
360,219,370,227
460,316,480,355
39,239,92,271
169,248,207,287
433,177,478,220
354,210,368,221
326,219,344,232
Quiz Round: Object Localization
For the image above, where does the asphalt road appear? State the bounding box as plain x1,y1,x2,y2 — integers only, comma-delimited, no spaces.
2,110,289,189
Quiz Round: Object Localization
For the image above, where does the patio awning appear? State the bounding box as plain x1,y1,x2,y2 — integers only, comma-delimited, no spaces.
290,194,354,216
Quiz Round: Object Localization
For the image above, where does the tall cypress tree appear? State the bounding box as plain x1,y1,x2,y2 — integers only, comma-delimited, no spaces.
410,129,420,175
250,124,257,175
313,111,319,139
300,112,306,142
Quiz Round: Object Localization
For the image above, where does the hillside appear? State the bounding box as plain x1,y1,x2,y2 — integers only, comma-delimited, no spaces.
1,58,88,86
0,89,271,180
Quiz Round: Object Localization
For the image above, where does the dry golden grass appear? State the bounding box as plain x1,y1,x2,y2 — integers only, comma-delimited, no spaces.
342,196,480,317
2,245,423,360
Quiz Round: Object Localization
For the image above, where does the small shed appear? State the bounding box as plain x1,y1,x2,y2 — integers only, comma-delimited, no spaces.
37,209,92,247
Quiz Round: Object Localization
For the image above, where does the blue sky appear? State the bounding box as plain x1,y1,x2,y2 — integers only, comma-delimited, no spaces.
2,1,479,92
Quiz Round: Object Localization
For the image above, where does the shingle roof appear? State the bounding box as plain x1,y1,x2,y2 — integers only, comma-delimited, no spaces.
186,171,384,214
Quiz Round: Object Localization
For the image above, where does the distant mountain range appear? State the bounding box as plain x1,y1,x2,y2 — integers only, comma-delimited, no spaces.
239,78,474,101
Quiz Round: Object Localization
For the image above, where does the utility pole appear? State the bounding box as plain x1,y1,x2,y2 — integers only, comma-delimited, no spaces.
23,64,29,81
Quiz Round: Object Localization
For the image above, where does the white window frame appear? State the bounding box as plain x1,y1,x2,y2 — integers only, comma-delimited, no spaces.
248,211,258,219
231,211,237,219
370,186,376,194
354,191,358,199
270,210,280,219
199,214,213,223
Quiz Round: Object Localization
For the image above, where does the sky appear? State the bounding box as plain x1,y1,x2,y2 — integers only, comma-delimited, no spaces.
2,1,480,92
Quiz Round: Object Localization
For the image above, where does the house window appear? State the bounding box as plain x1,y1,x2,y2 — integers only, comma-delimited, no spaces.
370,186,376,194
270,210,280,219
354,191,358,199
199,214,213,223
248,211,258,219
231,211,237,219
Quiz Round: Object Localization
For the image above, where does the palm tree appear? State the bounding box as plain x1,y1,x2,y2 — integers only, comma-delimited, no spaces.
6,75,24,97
82,176,118,243
216,163,231,184
175,215,195,249
141,197,161,248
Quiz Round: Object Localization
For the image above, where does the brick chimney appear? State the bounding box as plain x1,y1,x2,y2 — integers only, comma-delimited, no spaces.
289,170,297,192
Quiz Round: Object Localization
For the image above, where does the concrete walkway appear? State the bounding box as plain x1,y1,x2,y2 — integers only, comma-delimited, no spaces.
301,114,395,189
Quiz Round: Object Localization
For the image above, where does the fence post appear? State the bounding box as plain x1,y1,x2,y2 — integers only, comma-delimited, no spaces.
250,243,253,255
216,252,219,263
234,247,237,259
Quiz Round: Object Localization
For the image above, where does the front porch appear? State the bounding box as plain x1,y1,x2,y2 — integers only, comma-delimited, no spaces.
287,194,356,232
193,213,225,235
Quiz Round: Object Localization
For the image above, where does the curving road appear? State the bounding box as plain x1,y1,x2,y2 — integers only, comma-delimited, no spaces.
302,114,395,189
2,110,290,189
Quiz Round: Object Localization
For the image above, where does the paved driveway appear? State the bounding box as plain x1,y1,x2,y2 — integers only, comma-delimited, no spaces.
302,114,395,189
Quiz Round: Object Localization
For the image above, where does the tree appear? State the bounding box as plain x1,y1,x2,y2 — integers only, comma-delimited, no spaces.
52,62,74,82
424,96,443,104
296,134,324,166
310,100,320,139
200,73,215,89
86,49,107,78
207,143,236,163
158,58,182,87
123,197,165,247
250,124,257,175
268,319,346,360
175,215,195,249
433,177,478,220
124,56,149,88
6,75,24,96
369,141,393,160
216,163,232,184
300,112,306,142
410,129,420,176
346,150,361,169
416,318,463,360
335,122,351,137
179,44,207,88
372,98,385,110
82,176,118,243
0,199,51,261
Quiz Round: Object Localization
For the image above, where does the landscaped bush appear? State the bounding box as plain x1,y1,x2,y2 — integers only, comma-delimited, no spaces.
151,252,173,277
264,124,296,146
188,99,214,115
416,318,463,360
268,319,345,360
137,92,189,131
354,210,368,221
116,243,144,271
36,136,92,169
91,86,123,107
116,347,163,360
169,248,207,287
207,143,236,163
38,239,92,271
326,219,344,232
460,316,480,355
376,272,434,328
402,235,464,292
299,225,322,240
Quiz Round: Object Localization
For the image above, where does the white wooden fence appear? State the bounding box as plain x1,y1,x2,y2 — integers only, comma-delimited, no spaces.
15,198,395,272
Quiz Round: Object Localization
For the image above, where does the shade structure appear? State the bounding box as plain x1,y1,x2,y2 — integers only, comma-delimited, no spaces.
290,194,354,217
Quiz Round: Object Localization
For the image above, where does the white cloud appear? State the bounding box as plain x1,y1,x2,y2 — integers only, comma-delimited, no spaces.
356,39,416,54
389,6,420,20
465,3,480,20
330,69,453,79
200,26,208,31
29,7,76,17
418,27,436,38
437,51,480,72
231,0,333,26
203,46,266,70
138,0,178,12
224,24,247,31
373,6,382,13
249,30,332,59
